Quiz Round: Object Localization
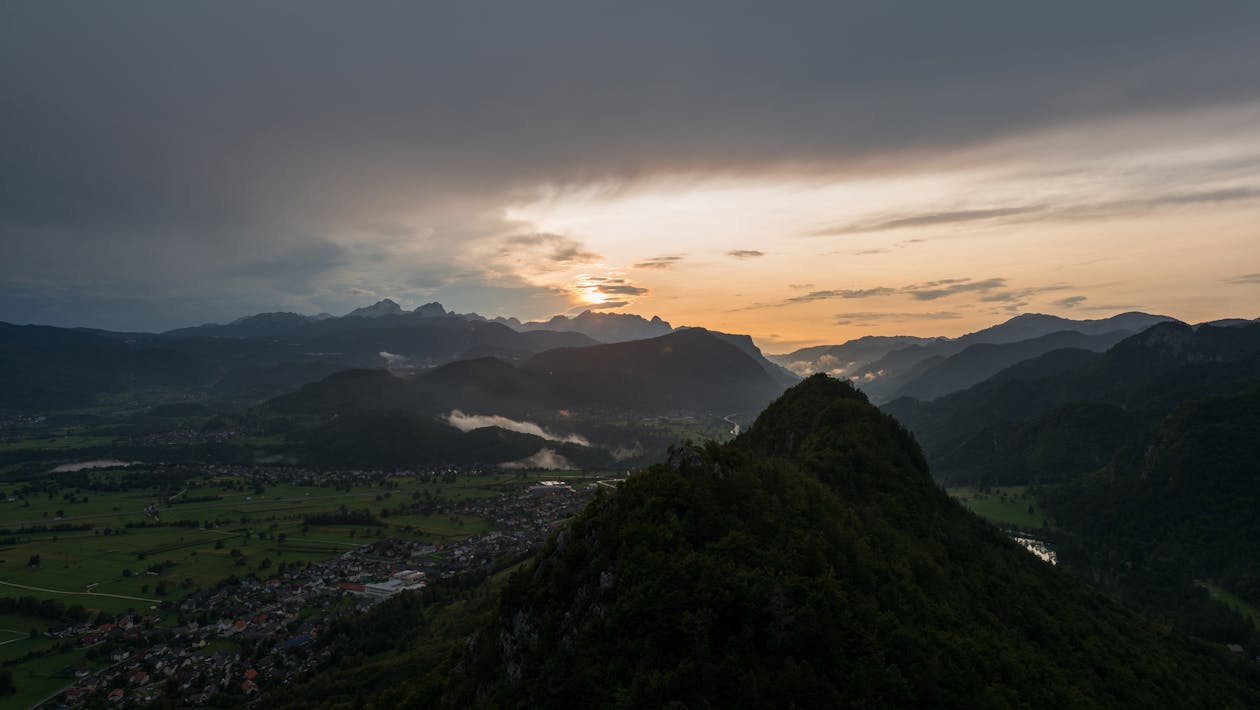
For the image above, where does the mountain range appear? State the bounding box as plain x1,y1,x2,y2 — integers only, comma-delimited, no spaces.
273,328,787,421
168,299,677,344
0,299,797,412
770,312,1176,402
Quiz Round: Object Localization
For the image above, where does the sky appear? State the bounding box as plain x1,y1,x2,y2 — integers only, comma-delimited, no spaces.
2,2,1258,351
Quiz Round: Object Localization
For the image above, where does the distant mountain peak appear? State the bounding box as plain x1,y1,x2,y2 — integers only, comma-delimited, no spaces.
413,302,448,318
344,299,404,318
515,310,676,343
225,311,309,326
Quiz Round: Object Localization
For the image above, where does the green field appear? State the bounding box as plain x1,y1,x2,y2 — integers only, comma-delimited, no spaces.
0,468,572,616
0,435,116,453
0,612,98,708
947,486,1049,531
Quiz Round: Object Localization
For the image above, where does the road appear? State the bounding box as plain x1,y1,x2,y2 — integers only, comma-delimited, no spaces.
0,580,159,603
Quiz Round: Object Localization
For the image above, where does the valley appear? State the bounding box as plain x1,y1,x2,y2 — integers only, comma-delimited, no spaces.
3,306,1260,706
7,9,1260,706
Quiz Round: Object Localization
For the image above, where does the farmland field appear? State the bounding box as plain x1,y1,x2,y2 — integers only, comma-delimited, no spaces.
0,465,568,616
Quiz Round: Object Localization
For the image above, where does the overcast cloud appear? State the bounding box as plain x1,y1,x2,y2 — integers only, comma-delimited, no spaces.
2,2,1259,329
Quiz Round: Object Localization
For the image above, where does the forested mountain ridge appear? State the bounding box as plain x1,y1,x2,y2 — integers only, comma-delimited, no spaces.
885,322,1260,485
1044,386,1260,625
276,375,1260,708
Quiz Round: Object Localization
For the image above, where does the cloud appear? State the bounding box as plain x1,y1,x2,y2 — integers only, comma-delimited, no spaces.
1053,295,1088,308
727,250,765,259
834,311,962,325
501,233,601,265
611,442,644,461
446,410,590,447
813,206,1043,236
378,351,412,373
813,187,1260,239
596,283,649,296
788,287,896,303
3,3,1260,327
501,448,575,470
1226,273,1260,285
347,287,377,297
633,255,685,270
978,284,1071,302
738,277,1077,313
903,277,1007,301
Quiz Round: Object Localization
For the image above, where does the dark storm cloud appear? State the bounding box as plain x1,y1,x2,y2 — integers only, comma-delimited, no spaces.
814,185,1260,238
2,1,1260,327
225,240,352,279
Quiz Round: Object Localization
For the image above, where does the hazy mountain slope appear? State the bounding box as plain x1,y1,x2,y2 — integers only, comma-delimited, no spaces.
965,311,1174,343
895,329,1136,401
767,335,942,377
853,313,1175,402
165,311,327,338
272,330,788,418
522,328,787,413
2,310,602,410
0,322,217,409
705,330,800,387
280,375,1260,708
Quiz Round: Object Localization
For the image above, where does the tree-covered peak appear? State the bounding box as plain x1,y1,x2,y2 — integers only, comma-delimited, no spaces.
737,373,930,496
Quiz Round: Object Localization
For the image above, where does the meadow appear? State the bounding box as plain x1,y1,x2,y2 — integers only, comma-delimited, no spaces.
946,485,1050,531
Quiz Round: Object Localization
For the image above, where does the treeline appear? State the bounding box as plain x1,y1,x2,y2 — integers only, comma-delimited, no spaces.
0,596,90,623
123,519,201,529
171,494,224,504
0,523,91,536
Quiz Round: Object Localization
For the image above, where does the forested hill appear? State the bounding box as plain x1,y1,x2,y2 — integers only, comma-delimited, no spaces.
1046,386,1260,613
280,375,1260,708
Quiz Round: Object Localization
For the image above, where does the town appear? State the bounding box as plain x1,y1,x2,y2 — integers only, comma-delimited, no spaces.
0,463,612,707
